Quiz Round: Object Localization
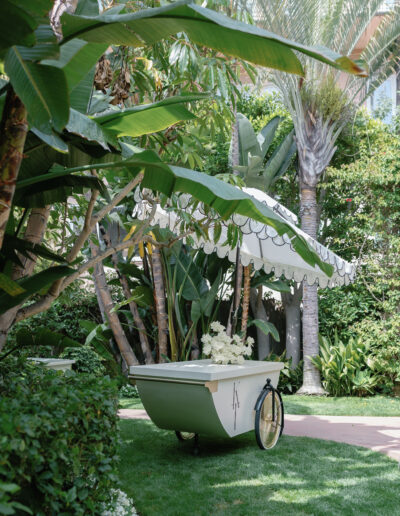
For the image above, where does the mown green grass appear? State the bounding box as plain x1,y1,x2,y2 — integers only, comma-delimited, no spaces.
118,397,144,410
118,419,399,516
119,394,400,416
282,394,400,417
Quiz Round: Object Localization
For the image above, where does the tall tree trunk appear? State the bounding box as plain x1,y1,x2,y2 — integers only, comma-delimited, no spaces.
250,286,271,359
0,207,50,350
241,265,251,338
297,184,325,394
101,226,154,364
0,89,28,250
90,239,139,369
150,245,168,362
281,284,302,368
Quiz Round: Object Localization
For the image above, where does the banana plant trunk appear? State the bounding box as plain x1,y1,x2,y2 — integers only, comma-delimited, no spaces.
101,227,154,364
250,286,271,359
281,284,302,368
0,206,50,351
150,245,169,362
0,89,28,250
297,183,325,394
120,273,154,364
90,239,139,369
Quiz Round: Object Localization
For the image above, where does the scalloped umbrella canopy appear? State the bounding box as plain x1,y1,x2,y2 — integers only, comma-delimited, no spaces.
135,187,355,288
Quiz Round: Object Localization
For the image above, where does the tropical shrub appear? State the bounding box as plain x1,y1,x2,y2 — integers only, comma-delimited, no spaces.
7,287,101,347
0,358,119,515
60,346,106,376
265,351,303,394
353,315,400,394
319,117,400,393
119,384,140,399
319,283,378,341
311,334,378,396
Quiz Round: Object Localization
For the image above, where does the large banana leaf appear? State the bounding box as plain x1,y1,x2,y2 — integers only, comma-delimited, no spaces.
43,39,108,93
46,148,333,276
95,95,208,137
14,164,109,208
1,234,66,267
168,246,208,301
0,266,75,315
69,65,96,113
4,47,69,133
67,108,118,150
258,116,282,158
263,131,297,190
61,1,368,77
237,113,260,167
0,1,38,52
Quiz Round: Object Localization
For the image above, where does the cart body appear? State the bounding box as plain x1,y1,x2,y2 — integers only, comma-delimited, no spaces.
130,359,283,438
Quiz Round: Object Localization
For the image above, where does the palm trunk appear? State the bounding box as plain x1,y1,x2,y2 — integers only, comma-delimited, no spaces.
0,89,28,250
297,184,325,394
250,286,271,359
151,245,168,362
90,239,139,369
0,206,50,350
240,265,251,338
281,284,302,368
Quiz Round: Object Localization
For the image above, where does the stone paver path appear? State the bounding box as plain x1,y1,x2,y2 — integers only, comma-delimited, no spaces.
118,409,400,462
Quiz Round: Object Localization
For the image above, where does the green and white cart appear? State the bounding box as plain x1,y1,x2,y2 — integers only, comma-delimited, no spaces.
130,359,284,451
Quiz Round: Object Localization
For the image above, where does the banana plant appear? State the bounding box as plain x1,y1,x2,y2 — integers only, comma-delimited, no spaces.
232,113,297,192
0,0,368,356
0,0,367,250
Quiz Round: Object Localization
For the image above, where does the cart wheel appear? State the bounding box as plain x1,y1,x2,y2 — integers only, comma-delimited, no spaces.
175,431,195,441
255,389,284,450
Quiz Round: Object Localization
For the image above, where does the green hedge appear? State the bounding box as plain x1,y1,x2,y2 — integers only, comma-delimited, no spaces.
0,358,119,515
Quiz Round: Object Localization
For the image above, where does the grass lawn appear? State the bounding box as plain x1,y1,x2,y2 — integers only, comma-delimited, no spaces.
119,419,399,516
119,394,400,416
281,394,400,417
119,397,144,409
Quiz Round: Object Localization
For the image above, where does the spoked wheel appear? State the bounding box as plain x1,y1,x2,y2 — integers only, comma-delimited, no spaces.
255,387,284,450
175,431,196,442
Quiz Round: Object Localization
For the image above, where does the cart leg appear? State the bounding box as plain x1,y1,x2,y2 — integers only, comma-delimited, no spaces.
192,434,200,456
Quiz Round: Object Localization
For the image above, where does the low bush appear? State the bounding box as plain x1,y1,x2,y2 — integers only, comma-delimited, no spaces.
311,333,378,396
60,346,106,376
0,357,119,515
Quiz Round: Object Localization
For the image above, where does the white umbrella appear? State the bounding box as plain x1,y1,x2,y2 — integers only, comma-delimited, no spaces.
135,187,355,288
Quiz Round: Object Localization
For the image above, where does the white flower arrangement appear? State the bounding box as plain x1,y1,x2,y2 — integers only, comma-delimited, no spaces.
101,489,138,516
201,321,253,365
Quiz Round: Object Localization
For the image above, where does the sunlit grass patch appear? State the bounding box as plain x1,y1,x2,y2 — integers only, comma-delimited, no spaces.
118,419,399,516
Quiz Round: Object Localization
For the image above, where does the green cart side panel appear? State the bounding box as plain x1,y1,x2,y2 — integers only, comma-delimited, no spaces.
136,379,230,438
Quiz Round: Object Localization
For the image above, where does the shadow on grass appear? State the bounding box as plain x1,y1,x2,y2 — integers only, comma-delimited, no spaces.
118,419,399,516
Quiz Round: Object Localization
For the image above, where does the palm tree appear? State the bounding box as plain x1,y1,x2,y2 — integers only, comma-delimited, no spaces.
241,0,400,393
